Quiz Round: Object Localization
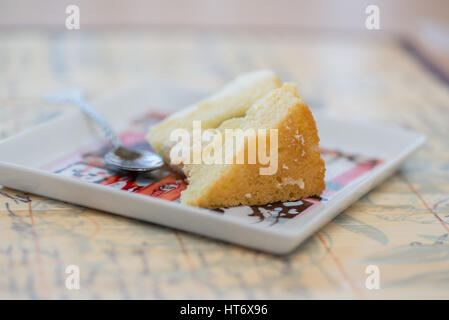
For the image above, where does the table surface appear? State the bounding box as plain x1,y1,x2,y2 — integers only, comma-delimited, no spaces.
0,30,448,299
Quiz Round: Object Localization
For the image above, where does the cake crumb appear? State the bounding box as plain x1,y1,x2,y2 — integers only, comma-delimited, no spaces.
295,134,305,145
245,193,252,199
282,177,305,189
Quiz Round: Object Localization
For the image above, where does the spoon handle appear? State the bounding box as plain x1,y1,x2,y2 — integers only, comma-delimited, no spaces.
76,100,122,148
45,89,121,148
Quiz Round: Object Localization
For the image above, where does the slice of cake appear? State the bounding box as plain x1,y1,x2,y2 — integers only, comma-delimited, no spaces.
180,83,325,207
146,72,325,208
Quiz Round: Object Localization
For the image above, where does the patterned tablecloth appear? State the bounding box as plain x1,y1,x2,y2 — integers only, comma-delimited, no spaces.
0,30,448,299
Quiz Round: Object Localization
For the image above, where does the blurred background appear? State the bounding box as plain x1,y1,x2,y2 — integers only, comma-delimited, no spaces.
1,0,448,69
1,0,449,300
0,0,448,136
1,0,448,32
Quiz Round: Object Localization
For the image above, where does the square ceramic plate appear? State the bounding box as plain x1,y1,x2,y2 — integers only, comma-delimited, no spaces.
0,79,426,254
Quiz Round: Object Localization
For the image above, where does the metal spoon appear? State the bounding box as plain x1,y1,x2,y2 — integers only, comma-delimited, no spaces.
45,89,164,172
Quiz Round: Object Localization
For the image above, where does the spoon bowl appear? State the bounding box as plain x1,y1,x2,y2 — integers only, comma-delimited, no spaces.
104,146,164,172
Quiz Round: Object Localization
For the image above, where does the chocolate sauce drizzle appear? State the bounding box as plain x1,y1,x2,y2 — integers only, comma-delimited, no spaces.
215,199,314,226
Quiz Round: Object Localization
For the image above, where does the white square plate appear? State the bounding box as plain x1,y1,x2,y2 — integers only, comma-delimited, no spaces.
0,79,425,254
